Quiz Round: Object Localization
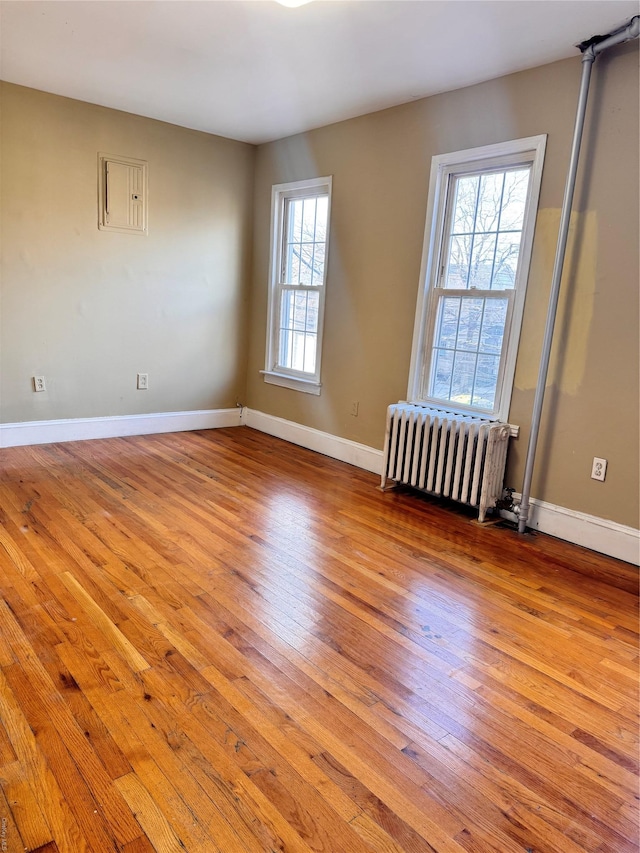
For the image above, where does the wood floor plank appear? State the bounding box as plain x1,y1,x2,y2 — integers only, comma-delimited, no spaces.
0,670,84,852
0,427,636,852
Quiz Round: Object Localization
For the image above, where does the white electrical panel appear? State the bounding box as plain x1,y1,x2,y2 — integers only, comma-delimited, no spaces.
98,153,148,234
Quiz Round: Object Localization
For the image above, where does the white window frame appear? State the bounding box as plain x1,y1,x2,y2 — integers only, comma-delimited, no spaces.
262,176,332,395
407,135,546,423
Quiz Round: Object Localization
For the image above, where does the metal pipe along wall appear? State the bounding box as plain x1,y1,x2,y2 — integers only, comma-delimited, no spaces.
517,16,639,534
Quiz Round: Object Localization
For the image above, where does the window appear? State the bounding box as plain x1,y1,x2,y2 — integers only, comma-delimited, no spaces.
263,177,332,394
408,136,546,422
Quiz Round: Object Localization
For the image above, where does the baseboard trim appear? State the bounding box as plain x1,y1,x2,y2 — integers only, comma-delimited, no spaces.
242,408,383,475
0,408,242,448
500,495,639,566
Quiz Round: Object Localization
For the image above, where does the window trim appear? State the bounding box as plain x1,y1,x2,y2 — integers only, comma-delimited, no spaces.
407,135,546,422
263,176,332,395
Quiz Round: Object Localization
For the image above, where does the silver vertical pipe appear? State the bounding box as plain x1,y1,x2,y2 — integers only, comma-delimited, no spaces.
518,15,639,534
517,52,595,533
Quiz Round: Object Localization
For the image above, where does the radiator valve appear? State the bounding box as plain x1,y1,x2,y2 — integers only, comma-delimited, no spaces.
496,487,517,513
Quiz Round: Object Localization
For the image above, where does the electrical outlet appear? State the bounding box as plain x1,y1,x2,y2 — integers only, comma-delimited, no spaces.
137,373,149,390
350,401,359,417
33,376,46,392
591,457,607,482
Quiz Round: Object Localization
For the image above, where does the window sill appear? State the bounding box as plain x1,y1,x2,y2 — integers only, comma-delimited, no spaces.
261,371,322,396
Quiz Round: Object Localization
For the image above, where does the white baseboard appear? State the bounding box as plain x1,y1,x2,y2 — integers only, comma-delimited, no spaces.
0,408,242,448
500,495,639,566
242,408,383,475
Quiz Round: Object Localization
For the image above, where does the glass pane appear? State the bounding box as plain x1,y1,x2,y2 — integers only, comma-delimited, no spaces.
290,199,303,243
302,198,317,241
306,290,319,334
292,292,307,331
280,290,294,329
311,243,325,285
451,175,479,234
431,348,454,400
278,289,320,373
315,196,328,241
478,299,508,353
428,294,509,410
457,298,484,352
279,326,292,368
472,354,500,408
476,172,504,234
285,244,301,284
450,351,477,405
468,233,497,289
435,297,460,349
303,333,317,373
491,233,521,289
500,169,529,231
299,243,314,285
445,235,472,288
289,331,305,372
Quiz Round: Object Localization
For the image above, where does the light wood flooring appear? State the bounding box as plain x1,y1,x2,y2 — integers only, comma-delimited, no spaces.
0,426,637,853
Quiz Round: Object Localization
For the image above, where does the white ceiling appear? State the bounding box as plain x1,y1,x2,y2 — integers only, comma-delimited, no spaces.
1,1,638,144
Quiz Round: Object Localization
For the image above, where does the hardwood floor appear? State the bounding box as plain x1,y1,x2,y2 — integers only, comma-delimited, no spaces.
0,426,637,853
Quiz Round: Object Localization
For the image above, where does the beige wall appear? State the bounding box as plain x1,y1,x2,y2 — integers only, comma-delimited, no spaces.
1,83,254,423
246,44,639,528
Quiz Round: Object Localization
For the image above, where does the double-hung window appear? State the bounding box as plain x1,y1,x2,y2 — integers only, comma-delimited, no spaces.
263,177,332,395
408,136,546,422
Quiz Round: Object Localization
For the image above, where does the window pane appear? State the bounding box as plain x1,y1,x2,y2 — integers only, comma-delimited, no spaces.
290,199,303,243
306,289,319,333
450,351,477,405
431,348,454,400
312,243,325,285
293,292,308,331
472,354,500,409
468,233,497,289
476,172,504,234
428,294,509,410
478,299,508,353
303,333,317,374
289,331,305,372
285,244,301,284
302,198,317,241
457,298,484,352
315,196,328,241
434,297,460,349
500,169,529,231
283,194,327,288
299,243,314,285
280,290,294,329
279,325,292,368
491,233,521,289
451,175,479,234
277,288,319,372
445,166,531,293
445,235,472,288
